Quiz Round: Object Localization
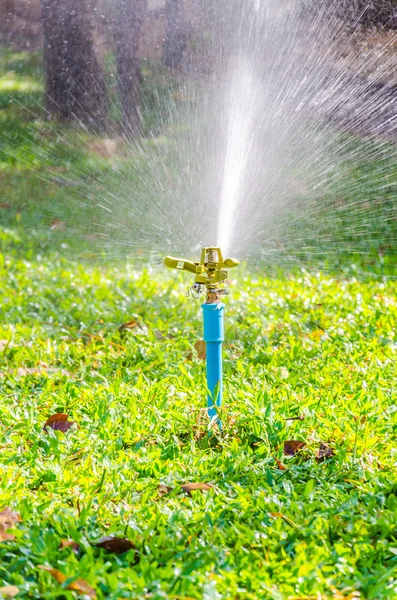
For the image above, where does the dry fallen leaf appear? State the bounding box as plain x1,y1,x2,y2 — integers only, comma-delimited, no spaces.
157,484,173,498
0,586,19,598
43,413,75,433
0,508,21,530
0,508,21,543
181,482,213,495
50,219,66,231
38,566,96,599
283,440,306,456
68,579,97,597
0,531,15,542
328,587,361,600
38,565,67,584
194,340,206,360
59,539,80,554
95,536,136,554
316,443,335,462
275,457,287,470
118,320,138,334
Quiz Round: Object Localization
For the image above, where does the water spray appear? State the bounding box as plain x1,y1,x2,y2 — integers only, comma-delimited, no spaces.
165,247,239,426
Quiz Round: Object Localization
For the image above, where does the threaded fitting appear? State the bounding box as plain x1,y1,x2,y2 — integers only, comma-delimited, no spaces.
207,249,219,264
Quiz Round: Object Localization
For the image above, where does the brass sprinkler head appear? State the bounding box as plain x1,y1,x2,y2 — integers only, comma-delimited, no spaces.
164,247,239,303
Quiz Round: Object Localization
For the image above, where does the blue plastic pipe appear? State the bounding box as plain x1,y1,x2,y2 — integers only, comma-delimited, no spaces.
202,302,224,423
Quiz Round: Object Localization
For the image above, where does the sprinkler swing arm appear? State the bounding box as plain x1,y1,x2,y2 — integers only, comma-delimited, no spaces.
164,247,239,426
164,247,239,302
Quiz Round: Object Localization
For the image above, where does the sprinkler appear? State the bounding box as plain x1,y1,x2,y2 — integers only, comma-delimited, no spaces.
164,247,239,426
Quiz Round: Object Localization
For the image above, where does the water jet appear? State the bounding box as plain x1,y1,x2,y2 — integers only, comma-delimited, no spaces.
165,247,239,427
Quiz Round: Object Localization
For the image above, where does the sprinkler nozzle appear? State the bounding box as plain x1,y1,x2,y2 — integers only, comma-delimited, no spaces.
164,247,239,303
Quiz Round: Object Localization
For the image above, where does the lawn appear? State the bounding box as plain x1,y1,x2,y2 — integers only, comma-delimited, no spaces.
1,50,397,600
1,246,397,600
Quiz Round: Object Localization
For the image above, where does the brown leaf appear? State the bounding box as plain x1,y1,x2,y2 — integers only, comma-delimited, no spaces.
38,566,96,599
316,443,334,462
95,536,136,554
43,413,75,433
275,457,287,470
194,340,206,360
59,539,80,554
50,219,66,231
186,352,193,362
38,565,66,584
0,508,21,530
118,320,138,334
328,587,361,600
68,579,96,598
0,586,20,598
0,531,15,542
283,440,306,456
0,508,21,542
157,484,173,498
181,482,213,495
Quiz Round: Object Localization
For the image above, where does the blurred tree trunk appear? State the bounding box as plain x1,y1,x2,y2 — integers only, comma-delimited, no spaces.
317,0,397,29
114,0,147,137
40,0,107,130
163,0,186,70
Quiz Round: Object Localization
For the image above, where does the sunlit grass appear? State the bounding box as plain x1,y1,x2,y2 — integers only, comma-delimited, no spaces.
1,233,397,598
0,76,42,93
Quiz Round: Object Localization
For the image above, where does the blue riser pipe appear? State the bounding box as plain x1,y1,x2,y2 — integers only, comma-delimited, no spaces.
202,302,224,423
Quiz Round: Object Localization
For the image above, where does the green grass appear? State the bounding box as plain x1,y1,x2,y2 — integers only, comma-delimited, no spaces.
2,49,397,599
1,243,397,599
